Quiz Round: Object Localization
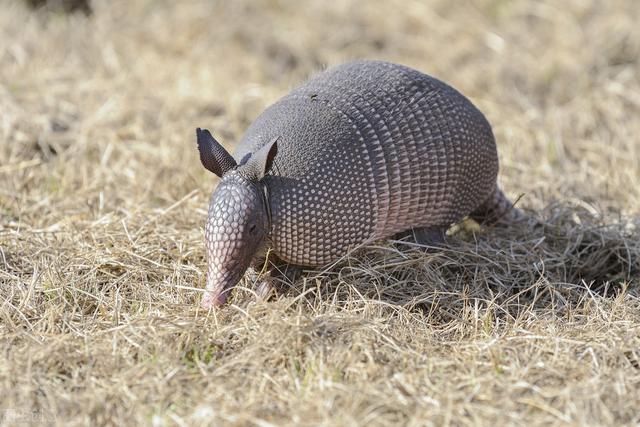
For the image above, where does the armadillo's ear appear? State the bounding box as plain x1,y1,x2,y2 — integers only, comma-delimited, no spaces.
196,128,237,177
248,137,278,180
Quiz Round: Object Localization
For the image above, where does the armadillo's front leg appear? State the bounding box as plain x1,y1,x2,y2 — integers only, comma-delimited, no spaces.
247,256,303,301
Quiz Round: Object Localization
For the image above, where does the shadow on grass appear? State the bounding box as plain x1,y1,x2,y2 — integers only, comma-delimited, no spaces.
267,203,639,318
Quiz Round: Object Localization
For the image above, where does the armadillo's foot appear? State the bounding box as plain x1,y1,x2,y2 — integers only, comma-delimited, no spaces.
245,267,274,300
255,276,277,300
247,260,303,302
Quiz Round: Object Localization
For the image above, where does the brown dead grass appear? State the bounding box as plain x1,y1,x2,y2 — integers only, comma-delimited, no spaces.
1,0,639,425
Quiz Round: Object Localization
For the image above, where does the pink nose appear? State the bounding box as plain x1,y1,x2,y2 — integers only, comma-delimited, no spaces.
201,289,229,309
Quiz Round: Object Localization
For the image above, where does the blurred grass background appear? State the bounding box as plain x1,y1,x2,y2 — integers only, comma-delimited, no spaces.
1,0,639,425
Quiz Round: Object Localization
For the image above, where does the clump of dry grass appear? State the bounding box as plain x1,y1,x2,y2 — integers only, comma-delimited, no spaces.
1,0,639,425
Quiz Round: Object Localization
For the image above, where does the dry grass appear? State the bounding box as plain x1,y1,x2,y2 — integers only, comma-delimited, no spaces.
1,0,639,425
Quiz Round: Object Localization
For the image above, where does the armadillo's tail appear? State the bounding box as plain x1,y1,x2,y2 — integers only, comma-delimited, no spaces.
469,185,528,226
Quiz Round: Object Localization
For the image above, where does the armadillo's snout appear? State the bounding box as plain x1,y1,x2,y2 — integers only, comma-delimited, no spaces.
201,264,247,309
201,172,268,308
201,230,257,308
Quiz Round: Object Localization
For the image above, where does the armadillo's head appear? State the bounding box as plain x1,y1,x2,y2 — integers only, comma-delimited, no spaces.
196,128,278,308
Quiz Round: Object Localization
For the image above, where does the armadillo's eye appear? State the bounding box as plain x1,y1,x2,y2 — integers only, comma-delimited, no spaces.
249,223,257,234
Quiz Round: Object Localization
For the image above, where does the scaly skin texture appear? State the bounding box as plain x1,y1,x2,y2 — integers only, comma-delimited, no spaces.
198,60,519,308
202,172,268,307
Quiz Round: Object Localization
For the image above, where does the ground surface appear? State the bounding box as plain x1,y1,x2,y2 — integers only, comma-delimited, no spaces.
1,1,639,425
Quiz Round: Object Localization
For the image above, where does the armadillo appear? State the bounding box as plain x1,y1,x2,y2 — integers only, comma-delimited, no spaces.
196,60,521,308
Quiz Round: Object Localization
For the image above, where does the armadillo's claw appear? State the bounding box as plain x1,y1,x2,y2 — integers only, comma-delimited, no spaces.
255,278,276,301
246,266,277,301
247,267,277,301
248,263,302,302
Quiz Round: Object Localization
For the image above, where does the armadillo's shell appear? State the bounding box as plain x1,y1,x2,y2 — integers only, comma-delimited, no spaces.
235,60,498,266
